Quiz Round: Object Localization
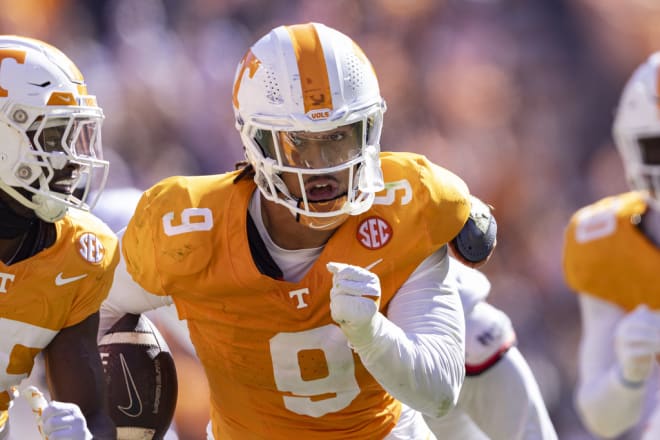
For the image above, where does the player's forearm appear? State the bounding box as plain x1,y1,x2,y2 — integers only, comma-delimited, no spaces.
99,258,172,340
345,311,464,418
576,366,646,438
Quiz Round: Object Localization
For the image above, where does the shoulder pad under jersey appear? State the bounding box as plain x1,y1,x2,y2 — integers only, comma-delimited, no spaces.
465,301,516,376
65,208,119,271
378,152,471,246
122,174,235,295
562,192,650,309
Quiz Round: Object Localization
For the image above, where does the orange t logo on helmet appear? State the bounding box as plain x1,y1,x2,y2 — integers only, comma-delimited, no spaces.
0,49,26,97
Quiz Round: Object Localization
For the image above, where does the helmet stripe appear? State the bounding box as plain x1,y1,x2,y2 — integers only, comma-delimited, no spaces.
286,23,334,114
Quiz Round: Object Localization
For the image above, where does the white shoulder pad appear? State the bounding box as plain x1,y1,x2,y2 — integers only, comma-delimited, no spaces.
447,257,491,318
465,301,516,376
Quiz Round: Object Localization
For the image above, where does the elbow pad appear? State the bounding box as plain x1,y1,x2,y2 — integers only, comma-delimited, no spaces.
451,196,497,265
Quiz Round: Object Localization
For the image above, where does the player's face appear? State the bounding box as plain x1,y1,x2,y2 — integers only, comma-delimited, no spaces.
276,124,362,169
26,117,101,197
276,124,361,206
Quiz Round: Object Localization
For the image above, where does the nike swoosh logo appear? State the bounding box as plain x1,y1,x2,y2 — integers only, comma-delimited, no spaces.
56,95,74,104
54,272,88,286
118,353,143,418
364,258,383,271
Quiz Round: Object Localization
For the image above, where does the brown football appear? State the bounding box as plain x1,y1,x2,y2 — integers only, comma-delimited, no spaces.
98,313,178,440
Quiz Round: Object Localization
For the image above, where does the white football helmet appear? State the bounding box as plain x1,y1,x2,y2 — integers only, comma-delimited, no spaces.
232,22,386,230
0,36,107,222
613,52,660,211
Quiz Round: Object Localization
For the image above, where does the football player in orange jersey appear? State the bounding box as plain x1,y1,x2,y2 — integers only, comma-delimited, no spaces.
0,37,118,439
101,22,496,439
563,52,660,440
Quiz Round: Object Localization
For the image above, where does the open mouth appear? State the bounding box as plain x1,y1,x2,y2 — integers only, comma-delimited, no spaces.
49,172,79,194
304,176,341,202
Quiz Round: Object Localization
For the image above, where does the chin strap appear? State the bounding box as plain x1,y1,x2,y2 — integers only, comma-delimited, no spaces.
31,194,67,222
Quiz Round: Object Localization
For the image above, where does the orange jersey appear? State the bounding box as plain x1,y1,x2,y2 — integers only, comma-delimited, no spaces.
563,192,660,311
0,209,119,411
122,152,471,439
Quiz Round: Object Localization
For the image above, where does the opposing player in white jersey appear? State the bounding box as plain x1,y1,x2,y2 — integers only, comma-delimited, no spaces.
100,22,497,439
563,52,660,439
0,36,118,439
426,258,557,440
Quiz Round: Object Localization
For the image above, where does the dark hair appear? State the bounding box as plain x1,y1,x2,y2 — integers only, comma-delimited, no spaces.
233,161,254,183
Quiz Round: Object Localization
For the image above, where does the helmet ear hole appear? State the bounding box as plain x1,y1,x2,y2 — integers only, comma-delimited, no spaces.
0,122,37,186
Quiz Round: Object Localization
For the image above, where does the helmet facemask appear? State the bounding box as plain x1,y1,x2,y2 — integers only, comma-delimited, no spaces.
0,105,108,222
241,110,384,230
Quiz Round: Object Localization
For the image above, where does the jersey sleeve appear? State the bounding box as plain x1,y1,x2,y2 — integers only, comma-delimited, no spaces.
63,213,120,328
464,302,516,375
422,159,472,245
122,176,215,296
379,152,471,247
65,267,115,327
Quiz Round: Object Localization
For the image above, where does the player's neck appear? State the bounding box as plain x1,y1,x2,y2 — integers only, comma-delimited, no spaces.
0,234,27,265
260,197,336,250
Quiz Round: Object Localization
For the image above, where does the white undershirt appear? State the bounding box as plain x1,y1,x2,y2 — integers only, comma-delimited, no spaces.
248,191,322,282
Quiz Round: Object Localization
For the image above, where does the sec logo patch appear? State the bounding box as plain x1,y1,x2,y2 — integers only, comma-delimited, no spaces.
78,232,105,264
357,217,392,249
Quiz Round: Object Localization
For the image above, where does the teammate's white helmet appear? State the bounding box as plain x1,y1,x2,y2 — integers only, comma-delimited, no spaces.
232,22,386,230
613,52,660,211
0,36,107,222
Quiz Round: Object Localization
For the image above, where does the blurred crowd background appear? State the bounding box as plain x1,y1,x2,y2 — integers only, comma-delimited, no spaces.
4,0,660,438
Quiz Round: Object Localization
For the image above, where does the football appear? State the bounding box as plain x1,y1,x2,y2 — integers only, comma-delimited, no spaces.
98,313,178,440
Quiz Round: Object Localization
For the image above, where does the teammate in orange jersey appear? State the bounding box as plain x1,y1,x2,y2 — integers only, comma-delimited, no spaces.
101,22,496,439
563,52,660,440
0,36,118,439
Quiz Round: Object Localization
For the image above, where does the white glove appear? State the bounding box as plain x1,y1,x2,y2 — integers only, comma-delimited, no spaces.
327,262,381,334
614,305,660,385
22,386,92,440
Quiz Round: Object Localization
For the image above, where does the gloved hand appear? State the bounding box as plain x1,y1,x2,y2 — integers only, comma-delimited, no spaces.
327,262,381,333
23,386,92,440
614,305,660,385
42,401,93,440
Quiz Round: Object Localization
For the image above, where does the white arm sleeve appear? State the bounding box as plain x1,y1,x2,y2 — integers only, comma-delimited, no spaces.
576,293,648,438
99,233,173,340
347,247,466,418
458,347,558,440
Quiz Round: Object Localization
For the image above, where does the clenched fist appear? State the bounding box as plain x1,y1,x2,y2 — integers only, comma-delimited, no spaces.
23,386,92,440
327,262,381,331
